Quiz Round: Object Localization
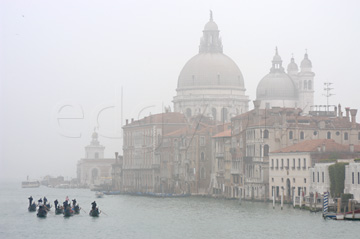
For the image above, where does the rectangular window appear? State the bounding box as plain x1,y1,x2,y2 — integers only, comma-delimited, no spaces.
303,158,306,169
317,172,319,182
352,172,355,184
322,172,324,183
298,158,301,169
304,178,306,183
313,172,315,182
304,187,306,196
298,187,301,196
358,172,360,184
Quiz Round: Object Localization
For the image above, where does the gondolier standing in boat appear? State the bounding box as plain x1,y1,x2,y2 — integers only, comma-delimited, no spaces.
38,198,43,206
54,199,58,209
91,201,97,210
43,197,47,205
72,199,77,207
28,196,33,205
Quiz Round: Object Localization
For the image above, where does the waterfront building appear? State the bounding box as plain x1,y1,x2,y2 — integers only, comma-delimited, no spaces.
309,162,334,198
345,160,360,201
231,103,360,200
77,131,115,188
111,152,123,191
256,48,315,113
173,12,249,122
122,112,188,193
211,127,243,198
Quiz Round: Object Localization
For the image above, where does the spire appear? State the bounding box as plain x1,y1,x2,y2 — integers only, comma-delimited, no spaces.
300,49,312,70
271,47,284,72
199,12,223,53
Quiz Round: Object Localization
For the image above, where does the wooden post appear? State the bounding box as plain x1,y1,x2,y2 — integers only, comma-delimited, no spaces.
337,198,341,214
293,187,296,208
281,187,284,210
273,187,275,209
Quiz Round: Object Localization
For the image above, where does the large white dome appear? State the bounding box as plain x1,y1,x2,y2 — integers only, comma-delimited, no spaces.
177,53,245,89
256,72,298,100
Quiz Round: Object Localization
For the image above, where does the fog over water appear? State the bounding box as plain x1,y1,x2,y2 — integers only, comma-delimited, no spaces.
1,0,360,181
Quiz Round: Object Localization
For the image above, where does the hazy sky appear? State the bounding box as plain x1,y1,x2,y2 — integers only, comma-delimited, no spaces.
1,0,360,181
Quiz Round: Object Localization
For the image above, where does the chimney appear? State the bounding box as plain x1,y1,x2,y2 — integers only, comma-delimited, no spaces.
338,104,342,118
115,152,119,163
350,144,354,153
126,119,128,125
345,107,350,121
350,109,357,128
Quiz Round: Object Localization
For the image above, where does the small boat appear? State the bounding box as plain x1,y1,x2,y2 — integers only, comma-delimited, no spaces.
55,206,64,215
323,212,337,219
28,203,37,212
63,207,74,217
37,206,47,218
103,191,121,195
89,208,100,217
95,191,104,198
344,209,360,220
336,213,345,220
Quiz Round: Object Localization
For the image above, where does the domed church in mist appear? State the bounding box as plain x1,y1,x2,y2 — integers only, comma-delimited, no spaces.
173,12,249,122
256,48,315,113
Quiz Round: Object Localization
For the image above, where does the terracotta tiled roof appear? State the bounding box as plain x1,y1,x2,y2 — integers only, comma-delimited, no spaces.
271,139,353,153
212,130,231,138
125,112,187,126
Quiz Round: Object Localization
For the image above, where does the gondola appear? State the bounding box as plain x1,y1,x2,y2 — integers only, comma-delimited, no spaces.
89,208,100,217
63,206,74,217
28,203,36,212
37,206,47,218
55,206,64,215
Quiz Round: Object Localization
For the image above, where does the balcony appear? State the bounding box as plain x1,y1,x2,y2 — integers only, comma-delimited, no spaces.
302,166,307,170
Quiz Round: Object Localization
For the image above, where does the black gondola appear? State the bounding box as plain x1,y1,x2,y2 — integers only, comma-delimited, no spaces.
28,203,36,212
89,208,100,217
28,196,36,212
55,206,64,215
37,205,47,218
63,206,74,217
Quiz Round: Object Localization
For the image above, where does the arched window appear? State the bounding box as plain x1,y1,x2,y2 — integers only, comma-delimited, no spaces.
276,159,279,169
212,108,217,121
264,145,269,157
289,131,293,140
287,158,290,169
264,130,269,139
327,132,331,139
281,159,284,169
304,81,307,89
308,80,312,90
201,152,205,161
271,159,274,169
221,108,228,122
344,132,349,140
300,131,304,140
186,108,192,117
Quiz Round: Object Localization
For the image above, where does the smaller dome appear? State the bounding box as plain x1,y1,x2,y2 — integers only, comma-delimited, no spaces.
92,131,98,140
287,57,298,72
204,20,218,31
256,72,298,100
272,47,282,62
300,53,312,69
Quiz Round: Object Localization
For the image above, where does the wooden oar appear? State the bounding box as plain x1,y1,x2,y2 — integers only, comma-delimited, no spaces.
81,208,87,214
100,210,108,216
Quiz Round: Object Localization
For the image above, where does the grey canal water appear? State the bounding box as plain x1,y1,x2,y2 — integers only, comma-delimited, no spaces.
1,181,359,239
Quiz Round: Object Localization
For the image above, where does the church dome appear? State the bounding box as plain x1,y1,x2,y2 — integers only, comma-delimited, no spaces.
300,53,312,69
177,53,245,89
204,20,218,31
256,72,298,100
257,48,298,100
287,57,298,73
